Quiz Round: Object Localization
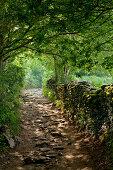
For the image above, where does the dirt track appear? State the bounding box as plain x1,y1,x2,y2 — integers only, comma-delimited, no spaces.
0,88,102,170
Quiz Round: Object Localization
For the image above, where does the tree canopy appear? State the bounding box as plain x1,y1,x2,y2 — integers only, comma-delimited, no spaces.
0,0,113,72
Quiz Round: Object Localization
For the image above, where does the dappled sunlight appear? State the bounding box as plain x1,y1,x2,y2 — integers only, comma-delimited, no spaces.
74,142,81,150
77,168,92,170
65,153,75,159
0,88,95,169
34,128,44,137
16,167,24,170
9,152,23,161
0,0,112,168
75,154,84,159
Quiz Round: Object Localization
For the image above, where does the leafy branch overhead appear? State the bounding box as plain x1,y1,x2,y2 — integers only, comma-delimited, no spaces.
0,0,113,69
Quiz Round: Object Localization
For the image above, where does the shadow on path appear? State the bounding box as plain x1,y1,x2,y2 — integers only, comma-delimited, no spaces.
0,88,96,170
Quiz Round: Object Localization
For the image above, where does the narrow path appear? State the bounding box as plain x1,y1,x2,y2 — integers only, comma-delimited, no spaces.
0,88,96,170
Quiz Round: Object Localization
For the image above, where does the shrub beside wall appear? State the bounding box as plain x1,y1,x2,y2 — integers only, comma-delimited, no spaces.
43,78,57,101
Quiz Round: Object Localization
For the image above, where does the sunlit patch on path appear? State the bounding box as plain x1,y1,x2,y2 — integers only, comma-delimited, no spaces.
0,88,95,170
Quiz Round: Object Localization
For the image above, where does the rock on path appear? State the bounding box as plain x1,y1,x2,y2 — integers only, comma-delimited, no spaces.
0,88,95,170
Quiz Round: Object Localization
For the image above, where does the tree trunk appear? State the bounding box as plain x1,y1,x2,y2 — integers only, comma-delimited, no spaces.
64,66,70,82
53,55,58,82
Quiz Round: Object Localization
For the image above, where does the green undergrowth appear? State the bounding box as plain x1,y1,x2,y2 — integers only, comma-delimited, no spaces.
42,84,56,101
55,100,62,108
72,75,113,88
0,64,25,150
0,135,7,151
66,67,113,88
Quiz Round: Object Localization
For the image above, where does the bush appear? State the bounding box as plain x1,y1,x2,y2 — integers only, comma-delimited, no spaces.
0,64,25,150
42,82,56,101
0,134,7,151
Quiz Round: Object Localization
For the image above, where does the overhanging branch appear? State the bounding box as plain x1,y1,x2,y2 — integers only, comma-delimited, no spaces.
23,46,63,58
1,38,34,59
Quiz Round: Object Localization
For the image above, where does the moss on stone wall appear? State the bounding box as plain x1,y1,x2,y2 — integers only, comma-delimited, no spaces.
45,79,113,164
56,81,113,138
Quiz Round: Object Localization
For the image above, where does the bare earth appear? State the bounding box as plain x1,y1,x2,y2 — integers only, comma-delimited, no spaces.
0,88,106,170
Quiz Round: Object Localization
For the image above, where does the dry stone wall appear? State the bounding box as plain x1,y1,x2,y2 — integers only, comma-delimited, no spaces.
55,81,113,138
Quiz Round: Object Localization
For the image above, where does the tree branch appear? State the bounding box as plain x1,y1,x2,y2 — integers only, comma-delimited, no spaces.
48,31,84,39
23,46,62,58
1,38,34,58
3,25,33,50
